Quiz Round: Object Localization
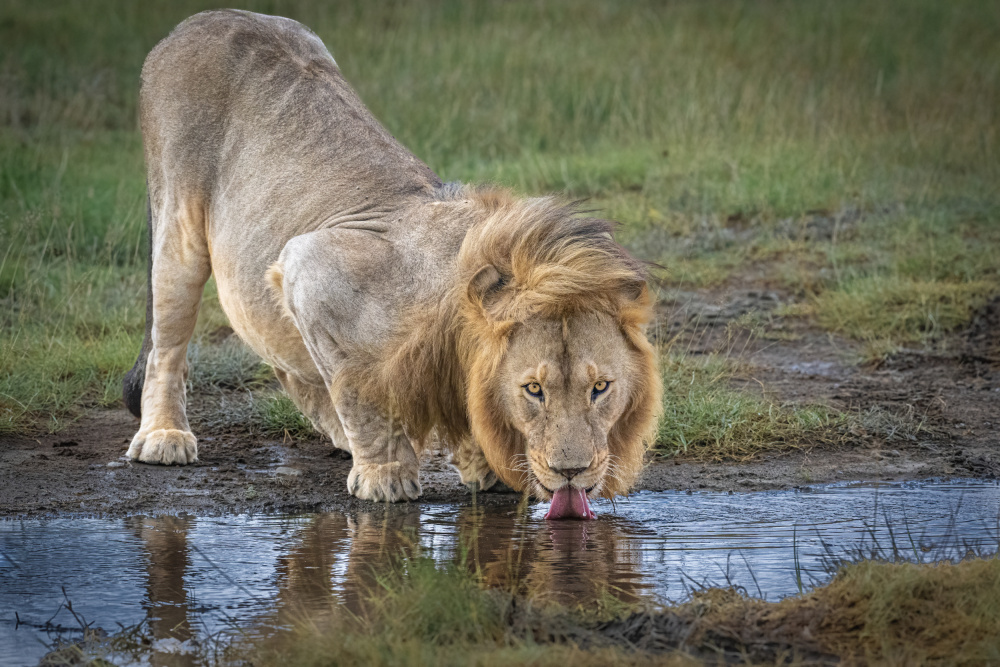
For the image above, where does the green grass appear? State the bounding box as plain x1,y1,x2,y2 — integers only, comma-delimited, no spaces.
2,0,998,433
0,262,144,432
654,352,841,460
813,276,995,358
255,392,316,438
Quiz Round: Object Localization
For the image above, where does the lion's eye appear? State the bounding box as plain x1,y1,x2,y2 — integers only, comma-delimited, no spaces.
524,382,544,398
592,380,610,399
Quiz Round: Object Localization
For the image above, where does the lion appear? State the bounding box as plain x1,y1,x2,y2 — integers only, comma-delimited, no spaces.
122,9,661,518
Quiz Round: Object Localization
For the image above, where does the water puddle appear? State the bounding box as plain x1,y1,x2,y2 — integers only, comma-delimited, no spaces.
2,479,998,664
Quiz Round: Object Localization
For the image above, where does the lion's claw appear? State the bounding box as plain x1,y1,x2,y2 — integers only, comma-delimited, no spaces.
126,429,198,465
348,461,421,502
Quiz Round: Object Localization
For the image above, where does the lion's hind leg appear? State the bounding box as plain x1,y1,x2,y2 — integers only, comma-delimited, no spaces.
126,196,211,465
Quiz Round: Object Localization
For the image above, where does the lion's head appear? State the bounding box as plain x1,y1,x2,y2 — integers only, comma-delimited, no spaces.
457,191,661,519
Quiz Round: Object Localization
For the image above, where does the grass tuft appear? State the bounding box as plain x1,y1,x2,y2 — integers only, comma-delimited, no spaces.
654,352,840,461
186,337,271,393
754,558,1000,664
254,392,315,439
812,276,995,357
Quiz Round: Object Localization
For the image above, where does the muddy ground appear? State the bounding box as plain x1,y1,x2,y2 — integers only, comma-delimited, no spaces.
2,288,997,519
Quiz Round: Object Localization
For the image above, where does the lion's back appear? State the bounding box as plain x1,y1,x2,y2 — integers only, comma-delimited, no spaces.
142,9,336,117
140,11,319,189
140,9,436,207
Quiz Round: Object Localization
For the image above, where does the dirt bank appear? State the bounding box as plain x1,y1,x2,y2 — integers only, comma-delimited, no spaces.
2,292,997,519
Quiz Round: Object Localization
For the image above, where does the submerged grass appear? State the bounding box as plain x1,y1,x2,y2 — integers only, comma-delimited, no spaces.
243,560,686,667
2,0,998,434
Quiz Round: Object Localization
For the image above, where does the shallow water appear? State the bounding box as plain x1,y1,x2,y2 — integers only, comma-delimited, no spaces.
2,478,999,665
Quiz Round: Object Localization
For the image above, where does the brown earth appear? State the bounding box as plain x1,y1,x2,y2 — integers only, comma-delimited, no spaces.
1,290,997,519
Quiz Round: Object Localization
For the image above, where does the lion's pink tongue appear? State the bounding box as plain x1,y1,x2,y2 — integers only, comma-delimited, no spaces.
545,486,597,520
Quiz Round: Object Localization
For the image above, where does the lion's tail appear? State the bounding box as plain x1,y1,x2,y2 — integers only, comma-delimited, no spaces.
122,188,154,419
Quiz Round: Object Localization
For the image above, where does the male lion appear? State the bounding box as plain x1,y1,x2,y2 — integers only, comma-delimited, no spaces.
123,10,661,519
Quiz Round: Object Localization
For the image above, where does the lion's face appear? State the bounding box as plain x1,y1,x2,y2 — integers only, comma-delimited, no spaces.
458,220,661,517
495,312,640,503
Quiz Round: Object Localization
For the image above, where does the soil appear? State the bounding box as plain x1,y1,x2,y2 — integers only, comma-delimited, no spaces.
2,290,997,519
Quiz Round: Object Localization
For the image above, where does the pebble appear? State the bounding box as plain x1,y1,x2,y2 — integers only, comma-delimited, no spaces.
107,461,126,468
274,466,302,477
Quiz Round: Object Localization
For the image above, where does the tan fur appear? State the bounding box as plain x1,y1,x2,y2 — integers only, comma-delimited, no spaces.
126,10,659,503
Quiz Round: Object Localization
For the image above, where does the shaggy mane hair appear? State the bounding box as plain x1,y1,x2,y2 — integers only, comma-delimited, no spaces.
335,186,660,497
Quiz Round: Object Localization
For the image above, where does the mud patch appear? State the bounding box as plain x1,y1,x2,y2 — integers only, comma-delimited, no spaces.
0,408,523,517
643,279,1000,491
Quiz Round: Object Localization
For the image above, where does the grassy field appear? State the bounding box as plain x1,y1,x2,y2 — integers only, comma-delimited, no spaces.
1,0,998,454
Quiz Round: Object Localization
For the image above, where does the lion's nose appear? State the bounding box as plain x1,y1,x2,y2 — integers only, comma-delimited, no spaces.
551,465,587,481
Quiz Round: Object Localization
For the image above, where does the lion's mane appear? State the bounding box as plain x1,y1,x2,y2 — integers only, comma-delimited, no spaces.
331,186,661,497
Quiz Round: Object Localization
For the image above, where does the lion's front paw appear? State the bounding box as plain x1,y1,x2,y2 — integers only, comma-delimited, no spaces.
480,477,517,494
127,429,198,465
348,461,421,502
466,469,499,493
451,441,498,492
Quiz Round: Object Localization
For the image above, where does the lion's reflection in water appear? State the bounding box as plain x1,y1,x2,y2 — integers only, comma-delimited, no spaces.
132,506,649,655
127,516,196,667
455,506,647,605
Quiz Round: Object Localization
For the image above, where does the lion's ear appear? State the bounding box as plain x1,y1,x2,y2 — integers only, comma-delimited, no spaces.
622,279,646,302
467,264,508,314
618,279,654,334
622,280,649,301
